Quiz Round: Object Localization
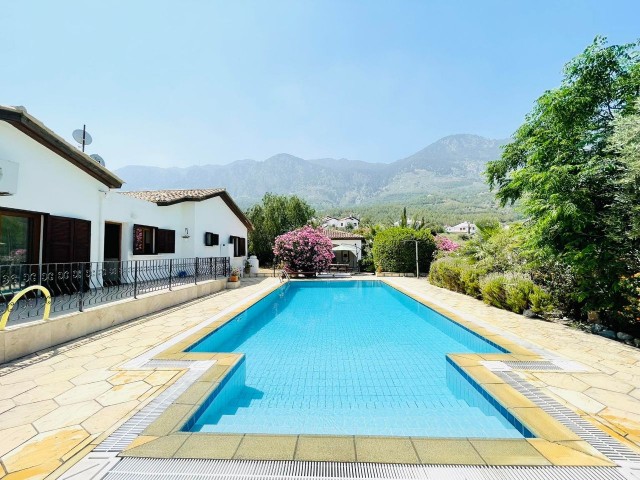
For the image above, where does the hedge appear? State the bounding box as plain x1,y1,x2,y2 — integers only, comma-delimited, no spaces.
372,227,436,274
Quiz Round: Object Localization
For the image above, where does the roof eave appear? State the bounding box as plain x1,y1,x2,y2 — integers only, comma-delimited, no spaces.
0,107,124,189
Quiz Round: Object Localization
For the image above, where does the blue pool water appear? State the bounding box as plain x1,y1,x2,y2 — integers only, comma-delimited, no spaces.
186,281,528,438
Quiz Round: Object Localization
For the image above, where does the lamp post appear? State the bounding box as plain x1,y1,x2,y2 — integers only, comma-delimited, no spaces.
402,240,420,278
352,243,362,273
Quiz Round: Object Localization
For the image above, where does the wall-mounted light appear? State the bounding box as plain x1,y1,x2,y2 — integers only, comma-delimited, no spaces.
182,228,190,239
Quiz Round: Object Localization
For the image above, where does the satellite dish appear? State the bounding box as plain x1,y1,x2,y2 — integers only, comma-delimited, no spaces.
72,129,92,146
90,154,105,166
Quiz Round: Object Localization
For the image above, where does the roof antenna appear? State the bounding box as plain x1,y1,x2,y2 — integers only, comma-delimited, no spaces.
72,125,93,152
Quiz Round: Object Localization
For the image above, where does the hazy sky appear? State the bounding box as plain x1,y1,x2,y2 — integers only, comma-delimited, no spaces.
2,1,638,169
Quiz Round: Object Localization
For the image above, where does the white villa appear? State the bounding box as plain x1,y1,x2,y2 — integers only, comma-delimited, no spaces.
322,227,365,270
445,221,477,234
321,216,360,230
0,105,252,271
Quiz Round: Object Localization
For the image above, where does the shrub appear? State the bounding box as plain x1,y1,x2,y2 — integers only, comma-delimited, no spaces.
530,285,553,314
480,273,509,310
460,263,487,298
273,226,334,272
372,227,436,273
428,257,466,292
505,275,535,314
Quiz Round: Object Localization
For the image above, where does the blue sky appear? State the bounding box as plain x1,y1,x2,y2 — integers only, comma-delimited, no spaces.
1,1,638,169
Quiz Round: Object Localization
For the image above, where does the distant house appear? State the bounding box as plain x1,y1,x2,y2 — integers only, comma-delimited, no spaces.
321,216,360,230
322,228,365,270
0,105,252,271
445,221,477,234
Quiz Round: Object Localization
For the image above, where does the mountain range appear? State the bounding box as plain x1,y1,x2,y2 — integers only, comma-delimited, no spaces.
114,134,508,211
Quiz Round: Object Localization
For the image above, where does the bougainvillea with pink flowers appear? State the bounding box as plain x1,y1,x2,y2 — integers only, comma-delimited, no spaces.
435,235,460,252
273,226,335,272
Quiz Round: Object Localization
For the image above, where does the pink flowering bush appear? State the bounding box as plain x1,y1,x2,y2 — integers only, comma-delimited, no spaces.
435,235,460,252
273,226,335,272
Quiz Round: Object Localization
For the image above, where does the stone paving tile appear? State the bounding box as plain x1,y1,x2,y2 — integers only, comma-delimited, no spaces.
54,381,113,405
2,426,89,472
13,381,73,405
96,381,152,407
32,401,102,432
0,381,36,400
0,424,37,457
0,400,58,430
34,368,86,386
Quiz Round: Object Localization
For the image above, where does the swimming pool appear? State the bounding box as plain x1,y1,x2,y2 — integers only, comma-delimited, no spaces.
185,281,531,438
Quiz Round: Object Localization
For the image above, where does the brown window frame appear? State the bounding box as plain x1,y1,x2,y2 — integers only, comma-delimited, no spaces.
0,207,42,264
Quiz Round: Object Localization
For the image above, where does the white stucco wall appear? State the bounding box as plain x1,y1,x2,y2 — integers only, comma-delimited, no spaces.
102,193,248,266
0,122,107,263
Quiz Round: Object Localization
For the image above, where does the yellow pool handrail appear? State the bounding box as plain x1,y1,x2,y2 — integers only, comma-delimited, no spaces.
0,285,51,330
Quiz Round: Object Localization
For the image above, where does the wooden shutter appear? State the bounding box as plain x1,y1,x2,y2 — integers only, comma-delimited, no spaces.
156,229,175,254
72,219,91,262
44,216,92,263
238,237,246,256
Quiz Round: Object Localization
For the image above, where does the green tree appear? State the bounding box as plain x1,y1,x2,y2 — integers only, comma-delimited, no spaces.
486,37,640,321
246,193,315,264
400,207,408,228
372,227,436,274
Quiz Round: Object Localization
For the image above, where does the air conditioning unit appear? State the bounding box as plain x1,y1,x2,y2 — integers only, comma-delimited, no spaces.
0,159,19,195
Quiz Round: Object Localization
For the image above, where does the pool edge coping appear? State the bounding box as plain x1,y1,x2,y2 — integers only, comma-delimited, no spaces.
123,278,618,466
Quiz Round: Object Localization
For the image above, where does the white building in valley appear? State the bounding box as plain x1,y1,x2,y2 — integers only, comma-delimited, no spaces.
322,228,365,270
445,221,477,234
321,216,360,230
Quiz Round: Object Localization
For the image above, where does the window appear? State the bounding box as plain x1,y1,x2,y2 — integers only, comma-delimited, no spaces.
204,232,219,246
0,209,40,264
133,225,175,255
229,235,246,257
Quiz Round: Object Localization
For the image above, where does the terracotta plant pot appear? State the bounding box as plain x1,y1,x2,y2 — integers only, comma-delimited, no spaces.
229,275,239,282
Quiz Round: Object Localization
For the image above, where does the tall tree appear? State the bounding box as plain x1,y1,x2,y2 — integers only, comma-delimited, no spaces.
486,37,640,321
400,207,408,228
246,193,315,264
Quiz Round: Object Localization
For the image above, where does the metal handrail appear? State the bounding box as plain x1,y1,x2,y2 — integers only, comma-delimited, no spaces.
279,269,291,283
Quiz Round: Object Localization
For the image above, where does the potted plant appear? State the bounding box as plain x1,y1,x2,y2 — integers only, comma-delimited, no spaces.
244,259,251,275
229,267,240,282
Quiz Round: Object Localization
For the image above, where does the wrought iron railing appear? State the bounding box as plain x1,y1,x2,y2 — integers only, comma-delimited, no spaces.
0,256,230,328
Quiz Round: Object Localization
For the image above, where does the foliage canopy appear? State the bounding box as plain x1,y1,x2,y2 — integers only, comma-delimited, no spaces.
246,193,315,263
485,36,640,322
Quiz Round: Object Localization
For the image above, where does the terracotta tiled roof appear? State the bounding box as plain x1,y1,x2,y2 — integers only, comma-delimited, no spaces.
322,227,365,240
118,189,226,205
117,189,253,231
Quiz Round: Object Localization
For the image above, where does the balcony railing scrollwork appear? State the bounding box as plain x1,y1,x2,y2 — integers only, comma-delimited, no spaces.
0,256,231,329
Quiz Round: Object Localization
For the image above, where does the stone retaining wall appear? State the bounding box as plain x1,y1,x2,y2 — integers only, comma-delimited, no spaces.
0,278,227,364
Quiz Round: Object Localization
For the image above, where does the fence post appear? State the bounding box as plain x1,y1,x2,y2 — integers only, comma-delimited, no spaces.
134,261,138,299
79,263,85,312
169,259,173,291
194,257,198,285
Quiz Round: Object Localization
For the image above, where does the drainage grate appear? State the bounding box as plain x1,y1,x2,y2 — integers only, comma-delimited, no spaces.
103,458,630,480
502,361,563,371
94,366,206,453
497,371,640,465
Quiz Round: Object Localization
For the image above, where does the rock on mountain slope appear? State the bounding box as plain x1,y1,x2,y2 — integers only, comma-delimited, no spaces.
115,134,508,209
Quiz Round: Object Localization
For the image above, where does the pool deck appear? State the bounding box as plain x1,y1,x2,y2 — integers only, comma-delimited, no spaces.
0,277,639,478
